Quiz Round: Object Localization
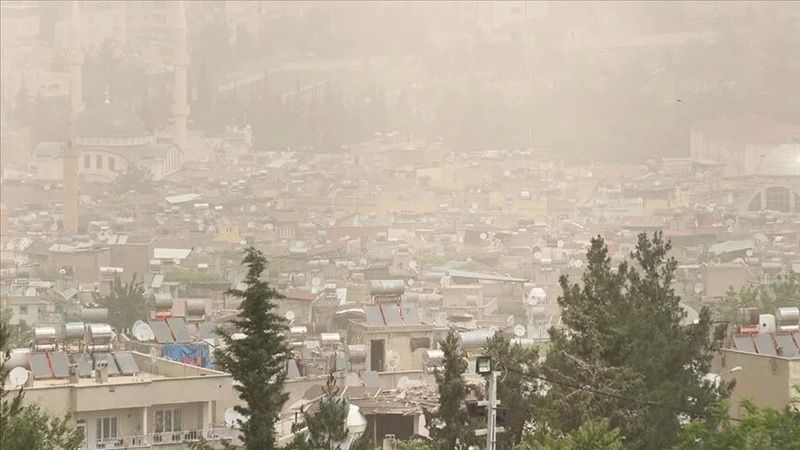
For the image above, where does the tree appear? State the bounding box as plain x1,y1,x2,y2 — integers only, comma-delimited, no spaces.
516,419,624,450
715,272,800,322
96,274,148,332
674,394,800,450
291,373,350,449
484,333,540,449
1,319,83,450
113,164,155,195
397,439,435,450
424,329,476,450
541,232,728,449
215,247,290,449
1,309,33,348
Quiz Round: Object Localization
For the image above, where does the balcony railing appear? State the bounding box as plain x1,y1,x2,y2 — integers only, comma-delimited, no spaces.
149,429,203,445
92,429,231,449
94,435,147,449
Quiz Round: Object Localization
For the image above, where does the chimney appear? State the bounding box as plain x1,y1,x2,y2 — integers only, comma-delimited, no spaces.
94,360,109,384
69,363,80,384
382,435,397,450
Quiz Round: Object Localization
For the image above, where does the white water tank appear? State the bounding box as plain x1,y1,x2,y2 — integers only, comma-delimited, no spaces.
758,314,776,335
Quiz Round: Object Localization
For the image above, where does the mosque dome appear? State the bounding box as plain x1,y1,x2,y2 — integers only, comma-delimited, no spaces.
76,102,148,139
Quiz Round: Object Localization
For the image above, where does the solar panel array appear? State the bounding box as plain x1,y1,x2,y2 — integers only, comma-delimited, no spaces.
29,353,53,379
166,317,193,342
72,353,93,377
382,304,402,326
150,320,175,343
733,335,755,353
754,334,777,356
365,305,384,327
194,321,216,339
775,334,799,357
49,351,71,378
94,353,120,375
113,352,140,375
402,306,421,325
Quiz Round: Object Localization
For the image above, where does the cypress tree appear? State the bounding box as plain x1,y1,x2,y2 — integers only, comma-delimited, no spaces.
292,373,350,449
424,329,476,450
215,247,290,449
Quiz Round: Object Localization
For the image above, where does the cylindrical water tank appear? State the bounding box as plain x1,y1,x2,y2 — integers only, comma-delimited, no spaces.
320,332,341,343
347,345,367,364
758,314,776,335
33,326,57,344
185,299,206,316
86,344,113,353
152,293,173,310
775,307,800,324
422,272,446,282
87,323,113,340
458,330,495,350
402,293,421,302
63,322,85,339
368,280,406,295
6,349,30,369
81,308,108,322
423,349,445,365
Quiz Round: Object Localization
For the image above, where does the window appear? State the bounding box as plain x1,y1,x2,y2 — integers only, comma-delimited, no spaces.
765,187,790,213
84,155,91,169
96,416,117,441
96,155,104,170
109,157,116,171
19,306,28,315
155,408,182,433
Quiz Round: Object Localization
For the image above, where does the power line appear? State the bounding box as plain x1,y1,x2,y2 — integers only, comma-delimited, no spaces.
501,365,742,422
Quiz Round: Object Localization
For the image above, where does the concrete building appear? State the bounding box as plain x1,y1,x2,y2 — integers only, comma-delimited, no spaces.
6,352,237,450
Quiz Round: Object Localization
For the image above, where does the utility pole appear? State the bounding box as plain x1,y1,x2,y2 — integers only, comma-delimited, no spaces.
486,370,498,450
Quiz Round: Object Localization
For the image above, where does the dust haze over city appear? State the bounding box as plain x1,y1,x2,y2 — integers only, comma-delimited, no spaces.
1,1,799,449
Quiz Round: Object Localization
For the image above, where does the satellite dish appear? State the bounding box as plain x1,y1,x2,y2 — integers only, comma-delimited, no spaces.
131,321,154,342
312,277,322,287
8,367,29,387
409,261,417,269
694,282,704,294
513,324,526,337
407,279,415,287
586,171,593,178
480,233,488,240
727,226,734,233
386,351,400,370
396,375,410,391
59,268,66,275
224,408,247,428
503,169,511,177
285,311,296,322
746,249,754,257
533,251,542,260
557,240,564,248
574,260,584,268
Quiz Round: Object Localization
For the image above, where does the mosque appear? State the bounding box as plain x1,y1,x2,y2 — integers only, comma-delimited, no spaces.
32,1,187,184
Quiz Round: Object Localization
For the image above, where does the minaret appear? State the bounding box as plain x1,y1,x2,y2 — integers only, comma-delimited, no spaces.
173,0,189,151
64,0,83,234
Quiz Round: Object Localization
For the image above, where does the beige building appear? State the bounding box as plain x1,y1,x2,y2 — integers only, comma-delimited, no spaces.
7,352,238,450
715,333,800,419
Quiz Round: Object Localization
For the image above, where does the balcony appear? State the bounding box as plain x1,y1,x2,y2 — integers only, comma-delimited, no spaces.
90,429,233,449
94,435,147,449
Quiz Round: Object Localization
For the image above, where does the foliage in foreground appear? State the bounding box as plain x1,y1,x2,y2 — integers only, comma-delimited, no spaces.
214,247,290,449
291,373,350,449
715,271,800,321
541,232,729,449
96,274,148,331
516,419,624,450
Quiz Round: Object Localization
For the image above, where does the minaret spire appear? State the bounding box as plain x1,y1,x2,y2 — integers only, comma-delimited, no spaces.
64,0,83,235
173,0,189,152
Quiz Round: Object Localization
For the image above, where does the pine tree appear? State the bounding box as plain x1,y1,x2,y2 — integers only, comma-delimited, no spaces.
292,373,350,449
484,332,540,449
542,232,728,449
424,329,476,450
215,247,290,449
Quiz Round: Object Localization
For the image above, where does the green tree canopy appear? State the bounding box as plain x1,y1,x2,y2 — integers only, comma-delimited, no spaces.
484,332,540,449
424,329,476,450
291,373,350,449
516,419,624,450
674,395,800,450
96,274,148,332
215,247,290,449
715,272,800,322
542,232,729,449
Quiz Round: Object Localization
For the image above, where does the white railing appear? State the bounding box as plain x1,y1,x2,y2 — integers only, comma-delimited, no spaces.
148,429,203,445
93,435,148,449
